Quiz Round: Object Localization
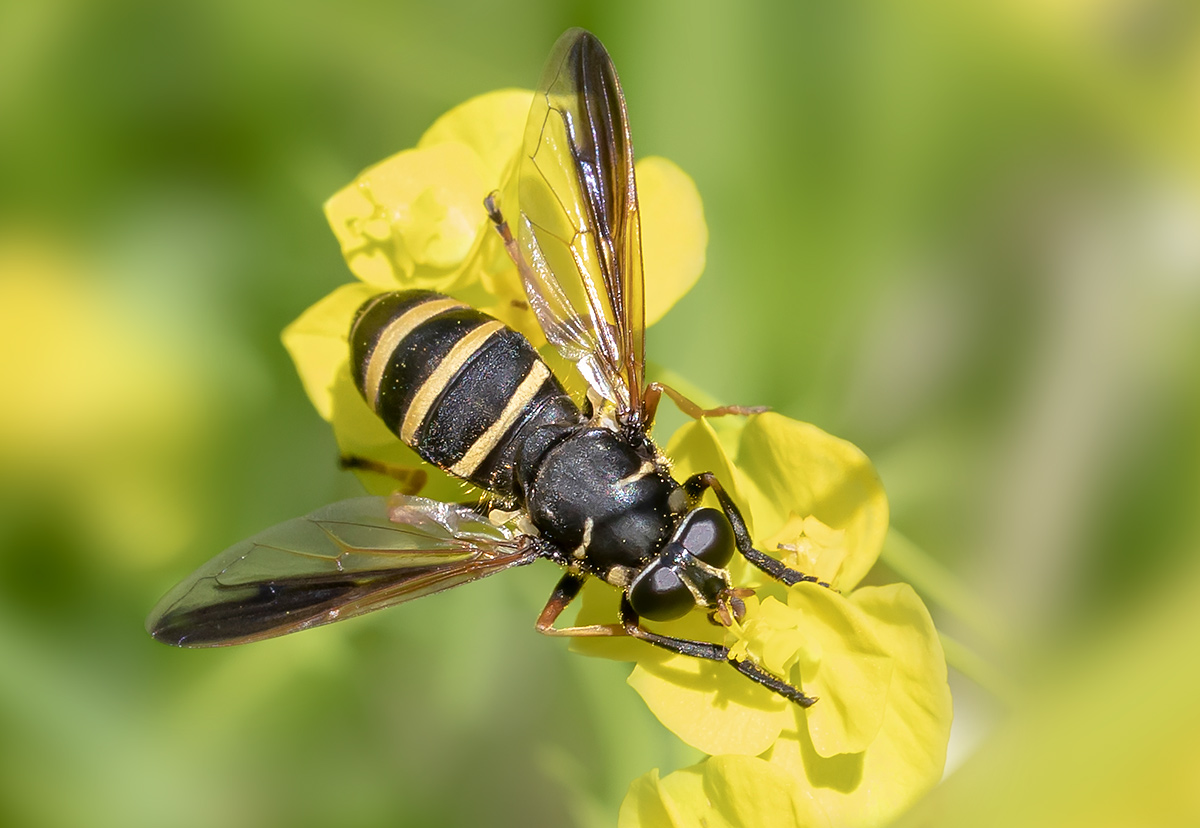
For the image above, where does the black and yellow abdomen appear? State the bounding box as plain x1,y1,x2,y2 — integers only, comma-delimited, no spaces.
349,290,581,500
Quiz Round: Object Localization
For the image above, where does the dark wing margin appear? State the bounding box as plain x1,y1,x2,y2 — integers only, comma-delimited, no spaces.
146,496,540,647
517,28,647,423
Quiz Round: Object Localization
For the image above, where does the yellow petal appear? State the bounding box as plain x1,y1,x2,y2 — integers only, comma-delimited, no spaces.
622,598,787,756
618,769,678,828
724,583,897,758
778,587,893,757
763,584,951,827
620,756,833,828
281,283,381,421
705,755,833,828
735,413,888,591
572,583,787,756
627,648,787,756
637,156,707,326
418,89,532,183
324,142,491,289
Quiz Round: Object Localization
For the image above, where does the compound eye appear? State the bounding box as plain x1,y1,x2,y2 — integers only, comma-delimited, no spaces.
628,555,695,621
676,508,735,568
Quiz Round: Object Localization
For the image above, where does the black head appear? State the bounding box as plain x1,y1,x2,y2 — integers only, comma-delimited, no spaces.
627,507,737,621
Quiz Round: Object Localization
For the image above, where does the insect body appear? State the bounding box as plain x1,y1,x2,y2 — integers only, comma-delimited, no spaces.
148,29,824,707
348,286,735,621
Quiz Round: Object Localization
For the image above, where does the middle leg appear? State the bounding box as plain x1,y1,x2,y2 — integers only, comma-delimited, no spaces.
617,596,817,707
535,572,627,637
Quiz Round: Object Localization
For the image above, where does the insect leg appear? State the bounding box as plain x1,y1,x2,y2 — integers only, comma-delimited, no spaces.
618,596,817,707
682,472,834,590
641,382,768,427
338,454,427,495
535,572,628,637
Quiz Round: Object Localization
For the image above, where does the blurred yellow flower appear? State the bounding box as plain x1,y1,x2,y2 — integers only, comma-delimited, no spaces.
0,237,208,567
285,89,951,828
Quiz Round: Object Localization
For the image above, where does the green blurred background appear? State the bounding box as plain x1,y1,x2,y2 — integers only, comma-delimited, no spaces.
2,1,1198,826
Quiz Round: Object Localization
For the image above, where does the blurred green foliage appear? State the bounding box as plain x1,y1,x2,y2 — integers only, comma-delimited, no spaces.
2,0,1199,826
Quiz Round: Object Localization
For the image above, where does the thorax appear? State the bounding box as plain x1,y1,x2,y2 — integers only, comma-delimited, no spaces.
522,426,683,582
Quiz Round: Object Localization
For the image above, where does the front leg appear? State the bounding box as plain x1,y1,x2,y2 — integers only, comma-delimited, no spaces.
682,472,833,589
617,596,817,707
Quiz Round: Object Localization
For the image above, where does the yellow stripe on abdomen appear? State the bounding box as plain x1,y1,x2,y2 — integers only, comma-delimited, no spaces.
448,361,551,478
400,320,506,443
361,296,467,411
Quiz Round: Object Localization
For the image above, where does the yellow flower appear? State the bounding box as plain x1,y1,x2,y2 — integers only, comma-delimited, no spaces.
282,89,707,501
586,414,953,828
620,755,833,828
284,89,951,828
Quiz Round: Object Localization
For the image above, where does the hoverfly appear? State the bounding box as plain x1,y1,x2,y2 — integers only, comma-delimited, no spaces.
147,28,826,707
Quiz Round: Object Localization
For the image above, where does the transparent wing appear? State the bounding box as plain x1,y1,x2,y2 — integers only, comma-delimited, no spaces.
518,28,647,422
146,496,539,647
